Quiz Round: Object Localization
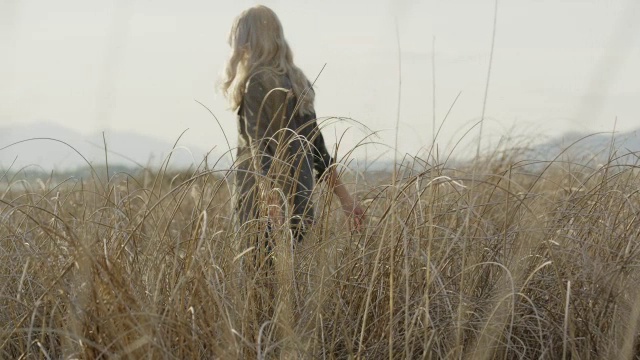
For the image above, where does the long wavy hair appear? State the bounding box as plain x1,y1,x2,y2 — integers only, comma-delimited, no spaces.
221,5,315,115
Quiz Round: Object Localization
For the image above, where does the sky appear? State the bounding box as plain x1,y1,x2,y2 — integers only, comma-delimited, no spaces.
1,0,639,166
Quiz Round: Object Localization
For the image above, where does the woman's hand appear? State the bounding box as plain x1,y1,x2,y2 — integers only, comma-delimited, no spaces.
268,203,284,226
327,168,366,232
266,190,284,227
340,199,366,232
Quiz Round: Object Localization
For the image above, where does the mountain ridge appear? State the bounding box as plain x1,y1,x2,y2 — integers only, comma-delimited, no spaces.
1,122,638,173
0,121,216,171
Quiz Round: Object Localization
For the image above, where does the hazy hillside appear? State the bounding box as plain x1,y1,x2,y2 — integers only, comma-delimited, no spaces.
2,122,638,175
0,122,214,172
528,128,640,164
390,128,640,178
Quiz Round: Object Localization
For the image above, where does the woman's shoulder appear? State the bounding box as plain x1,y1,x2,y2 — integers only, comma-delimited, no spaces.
246,68,291,91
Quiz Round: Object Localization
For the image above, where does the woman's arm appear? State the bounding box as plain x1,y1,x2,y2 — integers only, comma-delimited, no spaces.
325,166,365,232
306,116,365,231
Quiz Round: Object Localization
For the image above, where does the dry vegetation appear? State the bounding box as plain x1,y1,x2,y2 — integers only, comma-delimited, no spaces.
1,144,640,359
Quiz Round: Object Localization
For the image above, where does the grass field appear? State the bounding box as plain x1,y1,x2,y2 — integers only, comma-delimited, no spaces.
1,143,640,359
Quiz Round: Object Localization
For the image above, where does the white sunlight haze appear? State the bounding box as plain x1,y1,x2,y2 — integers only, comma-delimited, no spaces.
1,0,639,169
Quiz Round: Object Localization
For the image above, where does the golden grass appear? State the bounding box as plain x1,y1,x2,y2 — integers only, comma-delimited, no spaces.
1,146,640,359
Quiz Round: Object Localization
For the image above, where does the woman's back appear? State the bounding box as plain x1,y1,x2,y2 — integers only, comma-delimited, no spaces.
234,69,333,239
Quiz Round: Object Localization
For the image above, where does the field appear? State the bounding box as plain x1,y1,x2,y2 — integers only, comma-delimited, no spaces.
1,144,640,359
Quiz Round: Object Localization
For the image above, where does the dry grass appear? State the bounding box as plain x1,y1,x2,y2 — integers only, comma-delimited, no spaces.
1,144,640,359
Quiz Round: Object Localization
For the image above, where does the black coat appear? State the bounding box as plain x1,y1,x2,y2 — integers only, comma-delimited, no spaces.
233,69,334,239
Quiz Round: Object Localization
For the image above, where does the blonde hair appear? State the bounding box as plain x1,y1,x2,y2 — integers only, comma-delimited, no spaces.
221,5,315,115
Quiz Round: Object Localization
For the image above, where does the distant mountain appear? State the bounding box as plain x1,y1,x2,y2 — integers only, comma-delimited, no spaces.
394,128,640,175
0,122,213,172
528,128,640,164
2,122,638,175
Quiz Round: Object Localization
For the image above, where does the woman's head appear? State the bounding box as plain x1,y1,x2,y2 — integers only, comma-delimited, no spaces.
222,5,314,115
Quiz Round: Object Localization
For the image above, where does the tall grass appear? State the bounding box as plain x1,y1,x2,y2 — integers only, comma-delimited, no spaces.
1,142,640,359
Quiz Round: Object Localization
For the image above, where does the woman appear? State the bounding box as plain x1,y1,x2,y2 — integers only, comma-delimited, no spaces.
222,5,365,243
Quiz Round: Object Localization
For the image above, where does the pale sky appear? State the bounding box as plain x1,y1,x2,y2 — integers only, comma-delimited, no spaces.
2,0,639,166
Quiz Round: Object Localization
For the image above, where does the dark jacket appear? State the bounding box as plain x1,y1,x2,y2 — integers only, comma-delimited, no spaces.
233,69,333,238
